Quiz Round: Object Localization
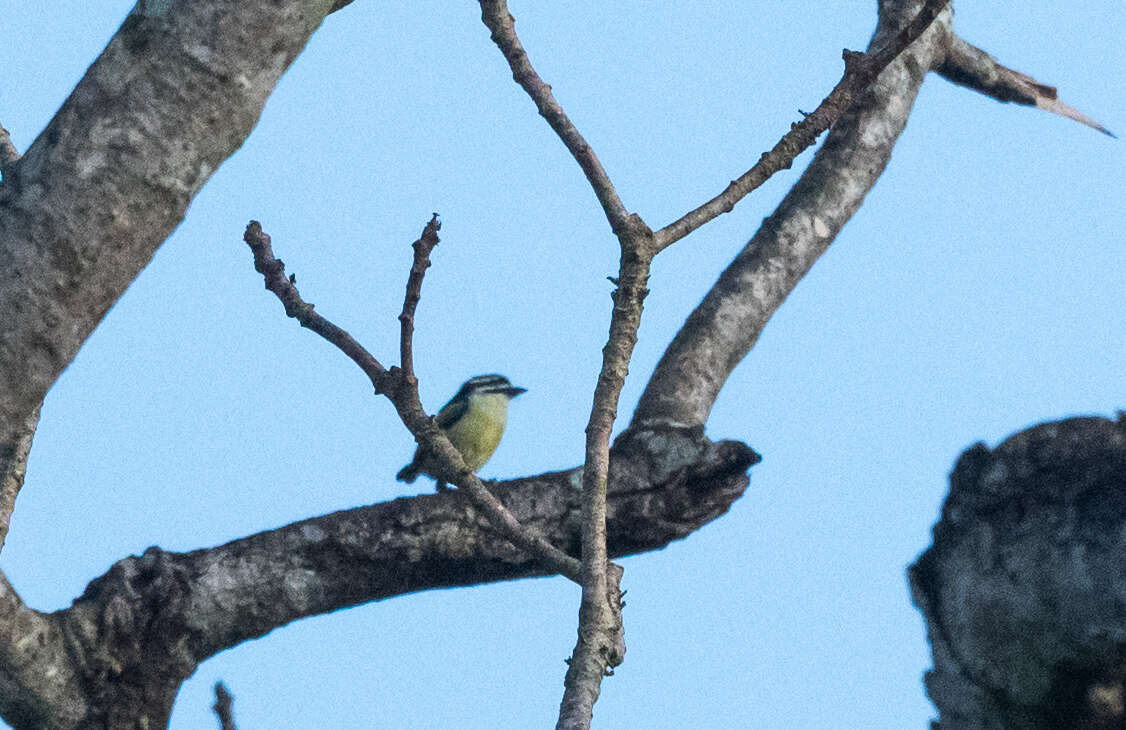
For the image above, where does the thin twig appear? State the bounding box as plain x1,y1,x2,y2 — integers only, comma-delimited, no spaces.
212,682,237,730
653,0,950,252
938,34,1115,138
479,0,632,237
243,221,392,392
398,213,440,377
241,221,581,582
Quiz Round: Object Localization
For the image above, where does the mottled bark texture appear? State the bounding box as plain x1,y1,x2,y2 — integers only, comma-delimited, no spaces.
634,0,953,429
0,0,1110,725
0,0,337,552
911,415,1126,729
5,430,754,729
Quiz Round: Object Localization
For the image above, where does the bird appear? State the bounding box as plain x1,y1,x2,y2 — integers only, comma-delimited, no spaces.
396,374,526,489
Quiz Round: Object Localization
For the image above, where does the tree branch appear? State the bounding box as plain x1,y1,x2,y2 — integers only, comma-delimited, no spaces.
0,0,340,551
212,682,236,730
479,3,676,721
634,0,954,429
397,214,441,378
653,0,951,251
242,222,583,582
558,233,651,729
28,433,752,726
911,414,1126,728
479,0,632,237
938,34,1115,138
243,221,392,391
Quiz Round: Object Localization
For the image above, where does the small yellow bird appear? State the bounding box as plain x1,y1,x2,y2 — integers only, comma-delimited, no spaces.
396,374,526,487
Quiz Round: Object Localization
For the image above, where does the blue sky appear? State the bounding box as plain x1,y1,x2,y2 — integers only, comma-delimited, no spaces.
2,2,1122,728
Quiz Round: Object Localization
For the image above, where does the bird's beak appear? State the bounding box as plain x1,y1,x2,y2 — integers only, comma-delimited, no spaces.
505,386,527,398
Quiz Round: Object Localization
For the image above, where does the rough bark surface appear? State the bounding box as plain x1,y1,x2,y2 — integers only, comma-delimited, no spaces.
0,0,1111,726
0,0,335,548
911,415,1126,730
633,0,953,428
0,427,754,729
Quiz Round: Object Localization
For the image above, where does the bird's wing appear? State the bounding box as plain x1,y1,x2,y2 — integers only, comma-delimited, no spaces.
435,396,468,430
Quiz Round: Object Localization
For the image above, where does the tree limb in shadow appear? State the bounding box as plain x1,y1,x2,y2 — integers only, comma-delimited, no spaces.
938,35,1115,138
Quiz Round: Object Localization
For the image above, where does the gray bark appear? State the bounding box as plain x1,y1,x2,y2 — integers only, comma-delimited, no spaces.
0,0,1110,726
911,415,1126,729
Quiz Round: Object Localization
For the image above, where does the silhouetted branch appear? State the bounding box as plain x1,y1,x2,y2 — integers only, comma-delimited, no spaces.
939,34,1115,138
212,683,236,730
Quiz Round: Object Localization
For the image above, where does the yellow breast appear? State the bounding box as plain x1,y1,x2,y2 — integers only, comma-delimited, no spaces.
444,392,510,471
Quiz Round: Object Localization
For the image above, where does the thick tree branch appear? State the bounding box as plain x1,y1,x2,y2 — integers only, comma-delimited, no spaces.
0,407,38,554
0,571,85,729
0,0,338,551
634,0,954,428
911,414,1126,728
20,433,753,728
654,0,951,251
938,35,1115,138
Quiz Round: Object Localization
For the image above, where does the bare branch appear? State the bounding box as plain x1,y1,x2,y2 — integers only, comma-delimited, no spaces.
653,0,951,251
63,435,751,672
938,34,1116,138
479,0,632,237
479,3,767,722
3,423,751,727
398,213,441,377
212,683,236,730
242,222,583,582
557,226,653,729
242,222,392,392
634,1,954,428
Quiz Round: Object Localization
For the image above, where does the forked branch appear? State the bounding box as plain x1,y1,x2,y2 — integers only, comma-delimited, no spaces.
241,220,581,581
